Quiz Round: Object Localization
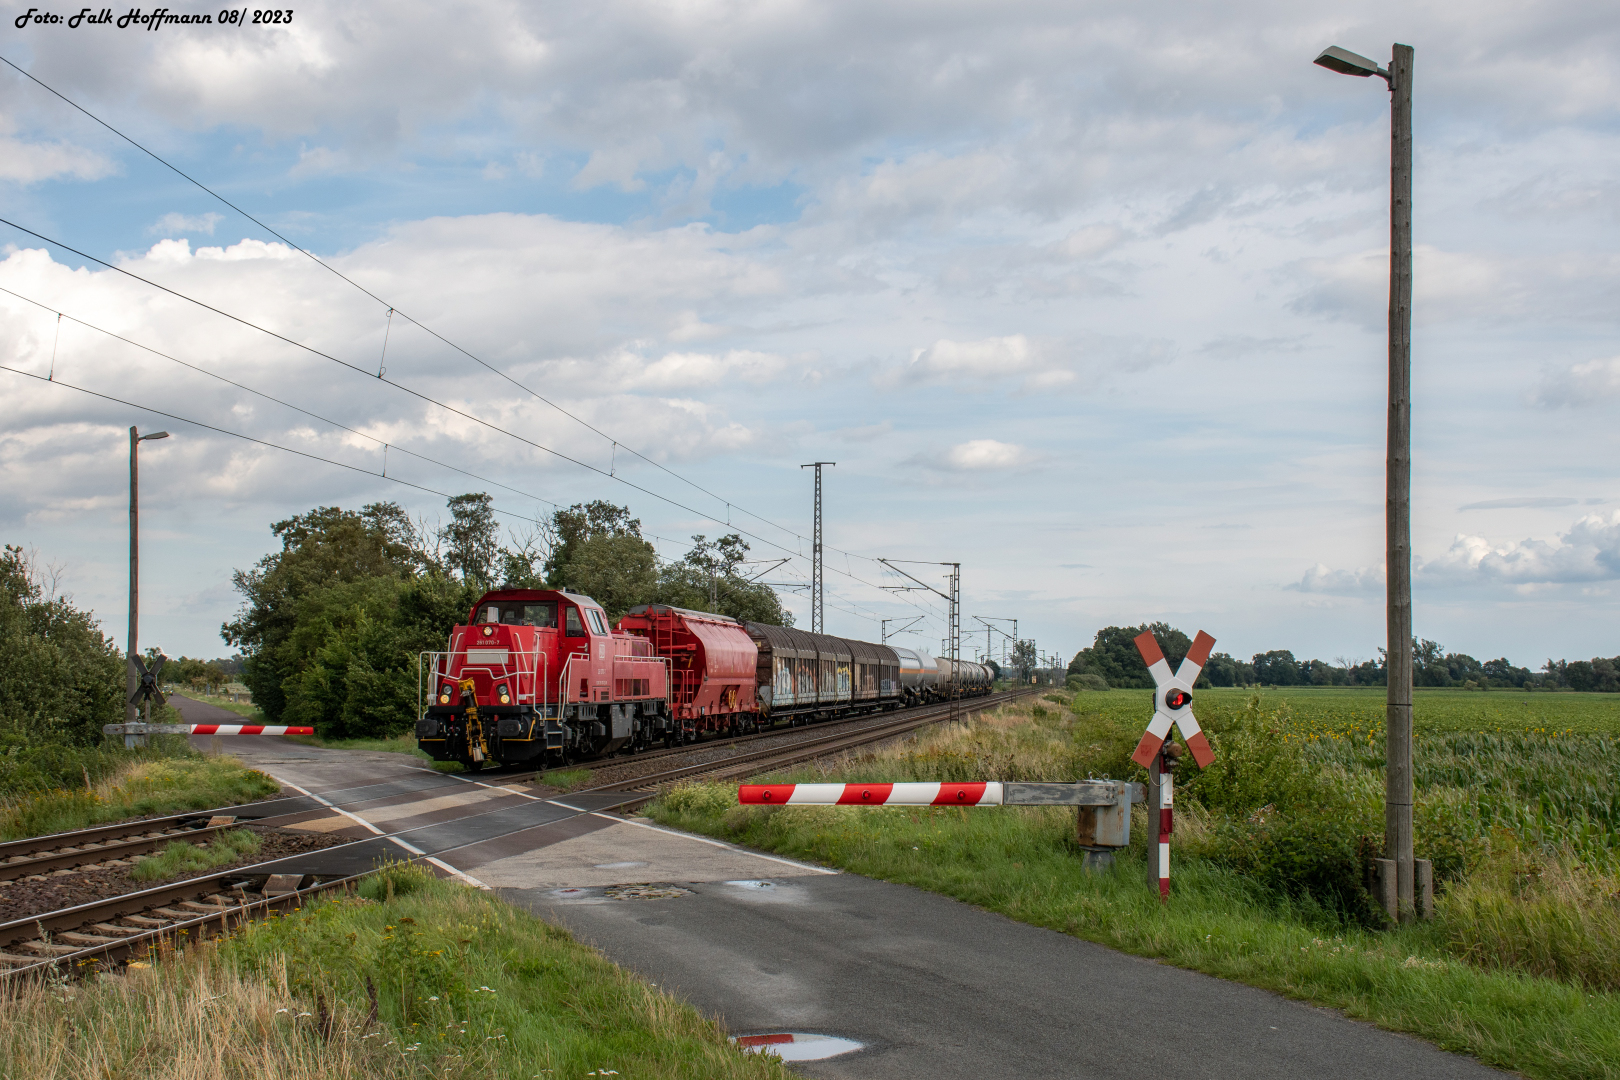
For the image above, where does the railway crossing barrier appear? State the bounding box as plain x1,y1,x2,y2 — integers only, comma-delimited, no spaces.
1130,629,1218,900
738,780,1145,870
103,723,315,736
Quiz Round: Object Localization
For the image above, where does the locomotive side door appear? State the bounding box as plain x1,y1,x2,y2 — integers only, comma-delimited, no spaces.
587,608,611,700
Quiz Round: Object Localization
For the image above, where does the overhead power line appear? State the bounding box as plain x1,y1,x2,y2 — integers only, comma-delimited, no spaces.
0,53,932,589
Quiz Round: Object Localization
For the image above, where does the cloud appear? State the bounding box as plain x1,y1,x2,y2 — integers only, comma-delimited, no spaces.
149,212,224,236
1531,356,1620,407
620,349,800,390
1421,511,1620,585
0,136,116,184
937,439,1033,471
1459,497,1580,510
1287,563,1383,596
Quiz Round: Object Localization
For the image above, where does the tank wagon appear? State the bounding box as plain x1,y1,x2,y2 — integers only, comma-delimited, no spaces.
416,589,995,770
414,589,672,770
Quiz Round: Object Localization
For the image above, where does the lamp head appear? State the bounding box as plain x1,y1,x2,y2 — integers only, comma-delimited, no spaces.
1314,46,1387,80
139,431,170,441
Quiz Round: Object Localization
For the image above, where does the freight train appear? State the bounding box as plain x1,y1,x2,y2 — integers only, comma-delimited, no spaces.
414,588,993,771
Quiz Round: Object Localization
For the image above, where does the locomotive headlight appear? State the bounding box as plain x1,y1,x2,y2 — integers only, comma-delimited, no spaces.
482,625,495,638
497,683,511,704
439,684,454,704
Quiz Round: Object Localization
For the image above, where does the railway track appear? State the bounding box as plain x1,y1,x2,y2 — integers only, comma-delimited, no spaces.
0,866,364,979
0,689,1042,978
579,687,1040,809
0,813,247,883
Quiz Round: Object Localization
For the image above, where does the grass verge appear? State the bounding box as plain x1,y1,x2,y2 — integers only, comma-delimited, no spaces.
0,755,281,842
130,828,263,882
285,732,435,759
541,767,594,791
646,690,1620,1080
0,863,794,1080
173,692,264,721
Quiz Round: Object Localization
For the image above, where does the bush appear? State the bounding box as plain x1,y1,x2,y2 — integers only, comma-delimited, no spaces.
1068,673,1108,692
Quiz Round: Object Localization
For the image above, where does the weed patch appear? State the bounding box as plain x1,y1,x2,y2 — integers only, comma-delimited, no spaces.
130,828,263,882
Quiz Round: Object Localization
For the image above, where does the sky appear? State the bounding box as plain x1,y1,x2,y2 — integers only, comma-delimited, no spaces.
1,0,1617,670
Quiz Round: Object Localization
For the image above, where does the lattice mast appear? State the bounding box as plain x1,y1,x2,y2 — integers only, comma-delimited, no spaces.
800,462,834,633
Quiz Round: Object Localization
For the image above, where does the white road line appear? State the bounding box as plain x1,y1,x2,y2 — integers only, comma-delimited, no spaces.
271,774,491,890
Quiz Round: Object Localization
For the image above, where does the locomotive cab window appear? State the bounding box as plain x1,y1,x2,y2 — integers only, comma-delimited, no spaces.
587,609,609,635
479,602,557,627
565,607,585,637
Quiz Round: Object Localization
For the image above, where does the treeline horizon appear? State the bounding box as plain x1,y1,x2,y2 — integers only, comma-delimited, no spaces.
1067,622,1620,693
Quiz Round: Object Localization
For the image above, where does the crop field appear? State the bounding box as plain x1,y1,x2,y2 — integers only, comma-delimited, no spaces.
650,688,1620,1080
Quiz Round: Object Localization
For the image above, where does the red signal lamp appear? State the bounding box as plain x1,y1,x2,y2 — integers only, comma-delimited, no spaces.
1164,688,1192,710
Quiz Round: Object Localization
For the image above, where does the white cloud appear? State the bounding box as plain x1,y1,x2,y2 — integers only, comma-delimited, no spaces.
1287,563,1383,596
940,439,1032,471
0,132,115,185
149,212,224,236
1532,356,1620,407
1421,512,1620,585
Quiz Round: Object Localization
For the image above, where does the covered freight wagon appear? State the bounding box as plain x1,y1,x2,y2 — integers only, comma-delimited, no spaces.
742,622,901,723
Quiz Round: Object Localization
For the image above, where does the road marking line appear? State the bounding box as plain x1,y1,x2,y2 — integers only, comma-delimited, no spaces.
271,774,490,890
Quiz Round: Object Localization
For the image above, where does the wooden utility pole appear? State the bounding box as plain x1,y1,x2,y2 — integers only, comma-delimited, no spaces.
125,427,141,748
1385,42,1416,923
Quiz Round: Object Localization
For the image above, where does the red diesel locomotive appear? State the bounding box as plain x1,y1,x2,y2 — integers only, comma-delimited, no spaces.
414,589,673,769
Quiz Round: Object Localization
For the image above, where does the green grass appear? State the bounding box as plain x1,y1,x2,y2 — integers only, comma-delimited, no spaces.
541,767,594,791
130,827,262,881
0,754,281,842
2,863,791,1080
220,862,792,1079
646,693,1620,1079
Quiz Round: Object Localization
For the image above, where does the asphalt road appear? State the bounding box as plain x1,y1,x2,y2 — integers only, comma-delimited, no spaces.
517,873,1507,1080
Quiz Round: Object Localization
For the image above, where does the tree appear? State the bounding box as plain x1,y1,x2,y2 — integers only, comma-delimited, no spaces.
563,534,659,619
545,501,642,585
442,493,499,586
1251,649,1302,686
1011,639,1038,681
0,543,124,745
1069,623,1192,690
656,534,792,625
223,502,429,723
1201,652,1254,687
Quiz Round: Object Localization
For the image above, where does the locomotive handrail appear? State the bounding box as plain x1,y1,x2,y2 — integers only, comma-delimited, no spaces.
417,637,548,720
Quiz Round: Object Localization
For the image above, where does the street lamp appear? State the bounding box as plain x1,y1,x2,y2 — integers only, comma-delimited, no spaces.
1314,42,1415,922
126,427,169,746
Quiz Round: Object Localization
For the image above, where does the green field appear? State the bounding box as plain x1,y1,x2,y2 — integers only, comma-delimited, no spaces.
1086,685,1620,736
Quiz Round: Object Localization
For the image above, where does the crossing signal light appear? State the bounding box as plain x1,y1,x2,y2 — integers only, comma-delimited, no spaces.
1164,688,1192,710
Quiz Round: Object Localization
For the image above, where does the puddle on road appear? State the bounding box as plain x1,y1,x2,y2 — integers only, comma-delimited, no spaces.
733,1033,864,1061
593,861,649,869
722,880,806,904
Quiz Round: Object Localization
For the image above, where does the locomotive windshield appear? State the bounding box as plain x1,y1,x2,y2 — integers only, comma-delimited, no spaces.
478,601,557,627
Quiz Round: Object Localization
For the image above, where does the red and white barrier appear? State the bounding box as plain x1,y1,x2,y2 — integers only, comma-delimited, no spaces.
103,723,313,736
739,782,1003,806
186,725,313,736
